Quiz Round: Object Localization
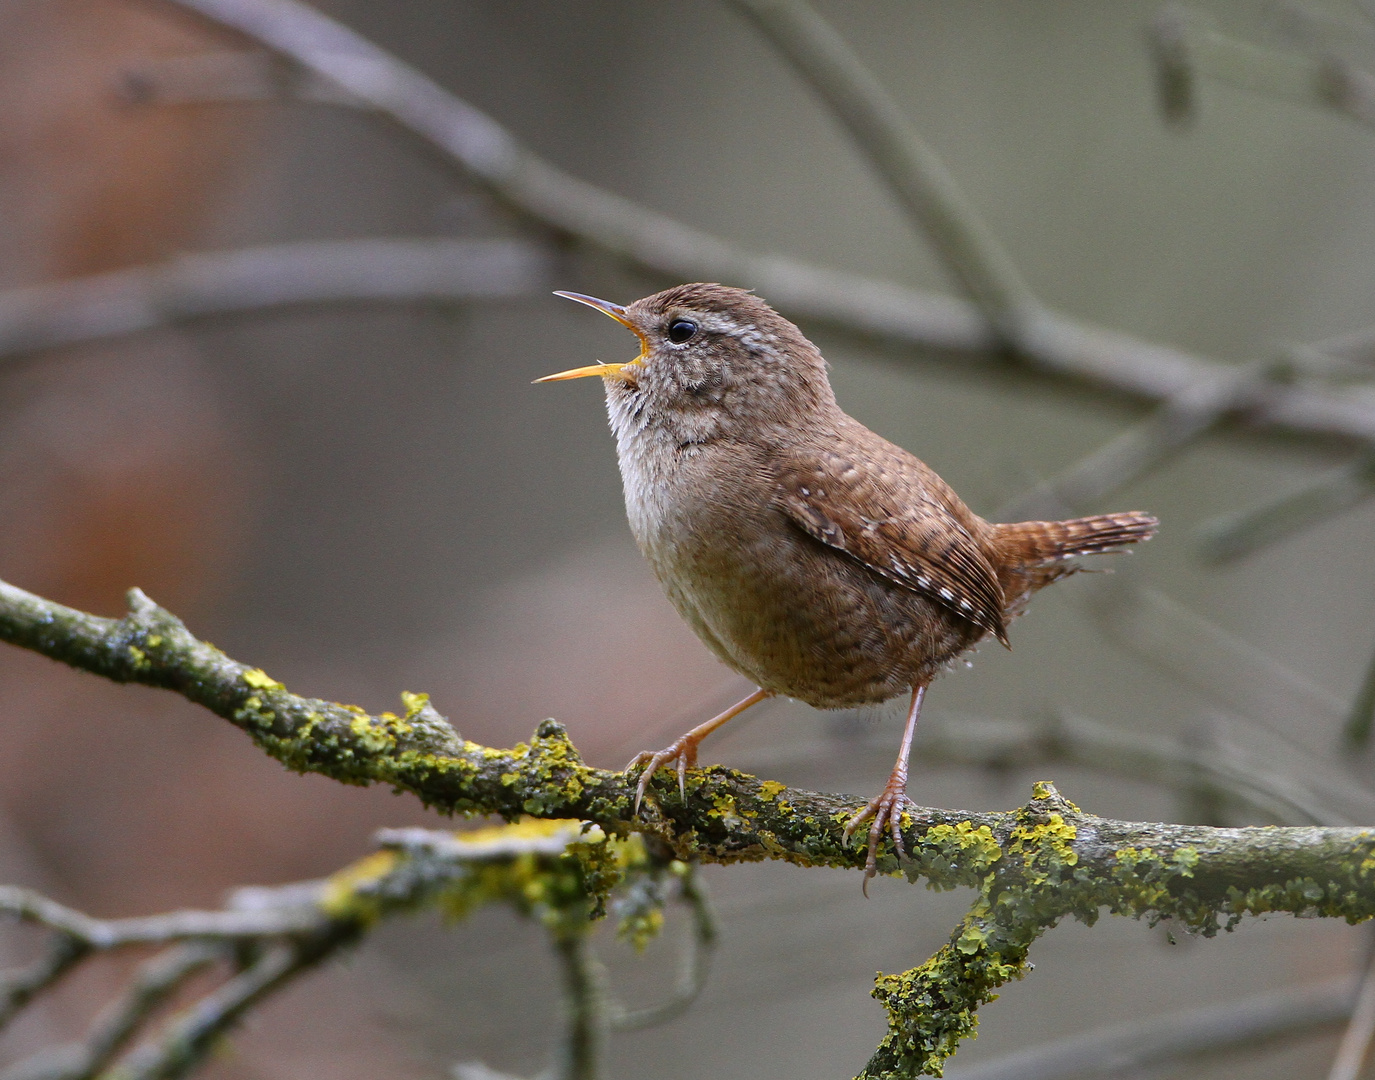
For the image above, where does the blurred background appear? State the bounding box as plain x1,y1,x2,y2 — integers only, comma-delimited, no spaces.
3,1,1375,1078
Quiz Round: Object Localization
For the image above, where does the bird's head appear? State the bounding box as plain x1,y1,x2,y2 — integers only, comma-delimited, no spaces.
537,283,836,442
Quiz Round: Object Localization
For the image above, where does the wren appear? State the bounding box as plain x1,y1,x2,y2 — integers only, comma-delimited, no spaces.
538,283,1157,885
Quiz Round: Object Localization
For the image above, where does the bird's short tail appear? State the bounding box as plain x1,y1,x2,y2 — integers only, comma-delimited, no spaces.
994,512,1159,565
991,512,1157,619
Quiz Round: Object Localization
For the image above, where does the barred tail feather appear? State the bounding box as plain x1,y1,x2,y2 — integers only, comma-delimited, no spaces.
995,512,1159,564
991,512,1157,618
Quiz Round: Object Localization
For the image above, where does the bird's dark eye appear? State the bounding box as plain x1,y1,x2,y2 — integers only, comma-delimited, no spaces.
667,319,698,344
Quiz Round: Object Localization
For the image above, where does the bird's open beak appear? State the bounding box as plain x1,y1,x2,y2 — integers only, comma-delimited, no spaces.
534,292,649,382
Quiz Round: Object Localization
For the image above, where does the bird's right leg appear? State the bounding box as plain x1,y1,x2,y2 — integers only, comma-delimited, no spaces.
844,683,926,893
628,688,772,811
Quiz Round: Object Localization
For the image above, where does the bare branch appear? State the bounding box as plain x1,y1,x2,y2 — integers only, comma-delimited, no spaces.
147,0,1375,453
1299,324,1375,373
549,930,603,1080
1086,578,1350,728
1347,644,1375,750
1328,937,1375,1080
114,943,302,1080
947,973,1359,1080
115,50,352,106
0,944,222,1080
997,361,1275,520
0,936,90,1033
605,867,716,1032
0,886,325,946
1198,449,1375,564
1148,6,1375,130
0,239,551,362
727,0,1039,338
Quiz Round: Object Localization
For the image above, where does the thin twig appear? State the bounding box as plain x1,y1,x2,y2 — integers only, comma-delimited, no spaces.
996,361,1274,520
1086,578,1349,726
742,708,1342,826
451,1065,528,1080
1148,6,1375,130
112,943,303,1080
946,973,1359,1080
0,935,90,1032
160,0,1375,450
1082,578,1375,822
1299,324,1375,371
549,928,603,1080
0,944,223,1080
1327,935,1375,1080
1150,7,1199,125
1198,448,1375,564
0,886,325,946
0,238,551,362
606,868,716,1032
727,0,1039,339
1345,642,1375,750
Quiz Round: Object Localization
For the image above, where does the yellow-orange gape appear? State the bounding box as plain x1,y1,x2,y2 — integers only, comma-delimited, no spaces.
539,283,1157,886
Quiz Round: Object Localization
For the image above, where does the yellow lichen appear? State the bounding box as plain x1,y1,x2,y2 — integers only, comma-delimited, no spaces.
241,668,284,691
320,850,400,921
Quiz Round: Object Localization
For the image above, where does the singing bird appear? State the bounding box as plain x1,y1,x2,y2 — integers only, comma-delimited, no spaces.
538,283,1156,884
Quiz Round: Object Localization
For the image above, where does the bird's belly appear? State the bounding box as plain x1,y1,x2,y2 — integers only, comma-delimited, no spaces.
642,509,979,709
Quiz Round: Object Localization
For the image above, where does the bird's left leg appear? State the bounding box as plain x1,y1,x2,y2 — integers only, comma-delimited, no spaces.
627,688,773,812
844,684,926,891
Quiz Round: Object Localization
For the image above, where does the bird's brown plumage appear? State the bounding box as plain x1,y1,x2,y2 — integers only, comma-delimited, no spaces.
544,283,1158,882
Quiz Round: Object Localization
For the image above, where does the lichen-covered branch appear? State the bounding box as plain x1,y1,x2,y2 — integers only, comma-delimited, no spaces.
5,578,1375,1076
0,819,685,1080
0,577,1372,886
855,779,1375,1077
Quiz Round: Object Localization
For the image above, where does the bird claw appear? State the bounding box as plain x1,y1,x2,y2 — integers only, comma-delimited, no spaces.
626,738,697,813
843,786,914,895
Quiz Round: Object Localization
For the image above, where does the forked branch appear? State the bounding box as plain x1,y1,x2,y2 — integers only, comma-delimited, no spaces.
3,577,1375,1076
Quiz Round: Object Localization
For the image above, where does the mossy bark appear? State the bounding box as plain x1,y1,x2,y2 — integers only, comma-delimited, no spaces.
4,578,1375,1078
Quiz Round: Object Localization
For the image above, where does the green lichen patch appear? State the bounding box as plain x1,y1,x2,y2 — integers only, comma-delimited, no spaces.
316,818,663,944
906,820,1003,891
865,905,1034,1078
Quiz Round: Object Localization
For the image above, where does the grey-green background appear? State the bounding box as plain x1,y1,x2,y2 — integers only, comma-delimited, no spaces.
4,2,1375,1078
